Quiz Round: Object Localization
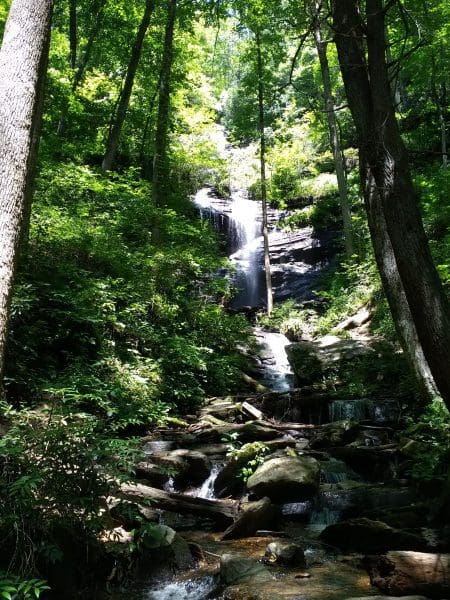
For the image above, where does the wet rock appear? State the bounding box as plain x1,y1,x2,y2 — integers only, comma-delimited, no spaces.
264,541,306,567
135,524,194,575
150,449,211,488
310,420,359,449
134,461,169,488
246,456,320,502
319,518,426,553
221,497,277,540
364,551,450,597
214,442,269,498
220,553,272,585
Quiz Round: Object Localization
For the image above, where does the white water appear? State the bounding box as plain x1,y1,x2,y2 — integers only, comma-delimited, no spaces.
185,463,221,500
255,328,295,392
145,576,217,600
193,187,266,308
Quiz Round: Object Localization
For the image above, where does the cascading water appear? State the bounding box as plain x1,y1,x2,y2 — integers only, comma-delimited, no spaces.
194,187,266,308
254,327,295,392
145,576,217,600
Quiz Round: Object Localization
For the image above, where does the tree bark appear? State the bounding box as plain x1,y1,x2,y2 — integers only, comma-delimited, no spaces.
332,0,450,407
311,2,354,259
255,29,273,316
152,0,177,207
101,0,155,171
69,0,77,70
362,162,438,400
119,482,237,526
0,0,53,384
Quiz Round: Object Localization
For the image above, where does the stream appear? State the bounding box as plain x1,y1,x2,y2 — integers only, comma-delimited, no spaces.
131,187,438,600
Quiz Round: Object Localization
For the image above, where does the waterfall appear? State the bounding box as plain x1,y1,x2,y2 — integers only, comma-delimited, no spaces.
193,187,334,309
254,328,295,392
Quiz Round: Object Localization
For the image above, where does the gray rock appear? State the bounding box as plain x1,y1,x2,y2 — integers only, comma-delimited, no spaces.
150,449,211,488
221,497,276,540
247,456,320,502
264,541,306,567
220,553,272,585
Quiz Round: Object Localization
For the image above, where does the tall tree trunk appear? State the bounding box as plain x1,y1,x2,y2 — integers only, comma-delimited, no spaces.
57,0,106,135
69,0,77,70
152,0,177,208
255,29,273,316
332,0,450,407
0,0,53,384
362,162,438,400
102,0,155,171
311,2,354,259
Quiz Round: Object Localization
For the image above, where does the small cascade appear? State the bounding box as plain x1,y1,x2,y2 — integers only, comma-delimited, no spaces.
185,464,221,500
320,459,358,484
255,328,295,392
328,398,373,422
281,500,313,518
145,576,217,600
307,489,351,533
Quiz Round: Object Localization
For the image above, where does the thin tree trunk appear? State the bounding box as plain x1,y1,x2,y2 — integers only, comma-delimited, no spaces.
69,0,77,70
0,0,53,384
58,0,106,135
72,0,106,91
332,0,450,406
255,29,273,316
102,0,155,171
438,100,448,168
152,0,177,208
311,2,354,259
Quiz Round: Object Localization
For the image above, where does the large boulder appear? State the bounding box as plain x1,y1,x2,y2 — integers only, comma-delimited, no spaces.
246,456,320,502
319,518,426,553
286,336,372,386
221,497,277,540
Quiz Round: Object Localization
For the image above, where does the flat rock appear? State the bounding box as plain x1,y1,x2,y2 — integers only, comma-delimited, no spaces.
220,553,272,585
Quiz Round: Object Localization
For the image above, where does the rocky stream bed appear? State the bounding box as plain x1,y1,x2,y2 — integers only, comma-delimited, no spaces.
108,381,449,600
100,185,450,599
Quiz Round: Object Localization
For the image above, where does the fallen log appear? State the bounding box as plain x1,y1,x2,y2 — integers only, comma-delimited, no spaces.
364,551,450,598
119,482,237,526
